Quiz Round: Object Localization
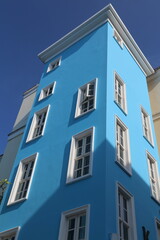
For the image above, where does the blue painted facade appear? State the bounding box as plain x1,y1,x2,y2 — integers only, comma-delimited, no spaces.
0,6,159,240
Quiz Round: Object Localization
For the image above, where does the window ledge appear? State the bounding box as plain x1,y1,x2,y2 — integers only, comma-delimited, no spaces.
115,161,132,176
26,134,43,143
66,174,92,185
143,135,154,148
151,196,160,205
114,101,127,115
7,197,26,206
75,108,95,119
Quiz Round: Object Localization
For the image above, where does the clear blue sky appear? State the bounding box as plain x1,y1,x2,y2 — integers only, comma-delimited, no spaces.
0,0,159,154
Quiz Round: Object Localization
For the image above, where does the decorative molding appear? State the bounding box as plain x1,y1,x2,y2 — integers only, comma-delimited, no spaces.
38,4,154,76
152,112,160,121
23,84,38,99
8,125,25,141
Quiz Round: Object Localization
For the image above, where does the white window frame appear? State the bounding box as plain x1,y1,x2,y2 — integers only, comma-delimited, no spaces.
26,105,50,142
66,127,94,184
141,107,153,145
115,116,131,174
117,184,137,240
155,218,160,240
75,79,97,118
7,153,38,205
0,227,20,240
38,82,56,101
113,30,123,48
147,152,160,202
114,72,127,113
46,56,61,73
58,205,90,240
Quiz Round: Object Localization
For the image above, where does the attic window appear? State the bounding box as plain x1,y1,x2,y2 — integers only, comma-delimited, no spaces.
47,57,61,73
114,30,123,48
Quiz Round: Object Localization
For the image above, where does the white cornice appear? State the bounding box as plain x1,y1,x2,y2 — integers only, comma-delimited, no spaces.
38,4,154,76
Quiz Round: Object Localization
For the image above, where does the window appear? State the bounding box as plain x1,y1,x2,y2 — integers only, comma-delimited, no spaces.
67,127,94,183
26,105,50,142
39,82,56,101
0,227,20,240
156,219,160,240
118,185,137,240
116,117,131,173
114,73,126,112
147,152,160,202
47,57,61,73
58,205,90,240
7,153,38,205
75,79,97,117
114,30,123,47
141,107,153,144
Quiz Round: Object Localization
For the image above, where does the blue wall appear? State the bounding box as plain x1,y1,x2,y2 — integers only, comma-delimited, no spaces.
0,21,159,240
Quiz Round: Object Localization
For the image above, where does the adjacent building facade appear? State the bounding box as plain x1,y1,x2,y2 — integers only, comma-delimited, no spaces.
147,67,160,155
0,4,160,240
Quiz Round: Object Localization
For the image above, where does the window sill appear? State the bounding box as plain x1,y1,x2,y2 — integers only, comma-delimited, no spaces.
143,135,154,148
113,37,124,49
7,197,26,206
151,196,160,205
66,174,92,184
114,101,127,115
115,161,132,176
26,134,43,143
75,108,95,119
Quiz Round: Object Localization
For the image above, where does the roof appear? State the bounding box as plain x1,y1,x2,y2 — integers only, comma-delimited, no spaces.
38,4,154,76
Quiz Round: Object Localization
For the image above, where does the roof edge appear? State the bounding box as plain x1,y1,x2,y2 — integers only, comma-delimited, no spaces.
38,4,154,76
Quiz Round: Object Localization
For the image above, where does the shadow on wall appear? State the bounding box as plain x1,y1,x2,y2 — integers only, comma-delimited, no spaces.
0,138,159,240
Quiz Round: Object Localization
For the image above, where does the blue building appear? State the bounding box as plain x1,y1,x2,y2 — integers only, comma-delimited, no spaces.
0,4,160,240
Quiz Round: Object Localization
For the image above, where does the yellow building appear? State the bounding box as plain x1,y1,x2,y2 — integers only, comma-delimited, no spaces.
147,67,160,154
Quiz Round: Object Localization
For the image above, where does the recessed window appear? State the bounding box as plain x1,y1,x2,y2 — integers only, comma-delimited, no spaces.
118,185,137,240
116,117,131,173
67,127,94,183
147,152,160,202
75,79,97,117
47,57,61,73
39,82,56,101
26,105,50,142
0,227,20,240
7,153,38,205
114,72,127,112
114,30,123,47
141,107,153,144
58,205,90,240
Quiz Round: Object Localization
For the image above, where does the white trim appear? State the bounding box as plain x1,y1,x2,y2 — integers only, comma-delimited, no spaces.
115,116,131,174
155,218,160,240
0,226,20,240
75,78,98,118
58,204,90,240
26,105,50,142
66,127,95,184
114,72,127,114
7,153,39,205
116,183,137,240
46,56,61,73
38,4,154,76
113,29,123,48
141,106,154,146
38,82,56,101
146,151,160,203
